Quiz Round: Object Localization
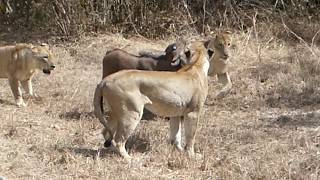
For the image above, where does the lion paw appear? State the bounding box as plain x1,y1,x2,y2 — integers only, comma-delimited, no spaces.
16,99,26,107
187,150,203,160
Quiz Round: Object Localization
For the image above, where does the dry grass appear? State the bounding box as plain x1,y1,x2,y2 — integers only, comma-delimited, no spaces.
0,31,320,180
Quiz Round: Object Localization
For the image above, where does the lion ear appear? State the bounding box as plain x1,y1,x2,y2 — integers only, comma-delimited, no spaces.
30,47,39,55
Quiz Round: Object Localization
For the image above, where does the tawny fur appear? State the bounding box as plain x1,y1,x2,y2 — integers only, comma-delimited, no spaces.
205,32,232,98
100,41,187,117
0,43,55,107
94,41,212,159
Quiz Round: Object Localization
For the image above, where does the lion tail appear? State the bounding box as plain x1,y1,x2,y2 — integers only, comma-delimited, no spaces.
93,82,111,132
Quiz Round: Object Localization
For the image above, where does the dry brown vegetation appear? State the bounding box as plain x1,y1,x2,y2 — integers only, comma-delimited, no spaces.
1,27,320,179
1,1,320,179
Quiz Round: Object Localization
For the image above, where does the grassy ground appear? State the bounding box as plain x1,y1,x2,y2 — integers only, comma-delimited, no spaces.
0,32,320,179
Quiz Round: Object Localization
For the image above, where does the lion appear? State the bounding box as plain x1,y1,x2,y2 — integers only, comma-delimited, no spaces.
205,31,232,98
0,43,55,107
93,41,214,159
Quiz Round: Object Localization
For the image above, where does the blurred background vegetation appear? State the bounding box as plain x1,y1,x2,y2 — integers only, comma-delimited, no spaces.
0,0,320,41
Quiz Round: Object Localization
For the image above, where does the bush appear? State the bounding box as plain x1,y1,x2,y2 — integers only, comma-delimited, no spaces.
0,0,320,38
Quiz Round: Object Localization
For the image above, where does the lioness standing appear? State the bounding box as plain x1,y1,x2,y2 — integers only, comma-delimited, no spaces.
205,31,232,98
94,41,213,159
0,44,55,107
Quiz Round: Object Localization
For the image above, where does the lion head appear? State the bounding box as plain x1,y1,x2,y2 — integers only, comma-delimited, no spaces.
30,43,55,74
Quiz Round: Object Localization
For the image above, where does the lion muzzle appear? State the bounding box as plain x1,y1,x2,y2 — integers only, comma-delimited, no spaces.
43,65,55,74
42,69,51,74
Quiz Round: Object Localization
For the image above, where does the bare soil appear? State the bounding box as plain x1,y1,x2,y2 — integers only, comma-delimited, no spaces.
0,32,320,180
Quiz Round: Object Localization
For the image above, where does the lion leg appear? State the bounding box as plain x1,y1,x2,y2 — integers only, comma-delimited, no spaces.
102,114,118,148
112,110,142,160
216,72,232,98
102,128,112,147
21,79,35,97
8,78,25,107
169,116,183,151
184,112,200,157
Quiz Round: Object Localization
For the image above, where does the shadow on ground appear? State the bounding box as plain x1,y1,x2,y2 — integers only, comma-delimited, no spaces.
72,147,116,158
59,109,95,121
265,87,320,109
260,110,320,128
126,134,151,153
0,98,15,106
70,134,151,159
